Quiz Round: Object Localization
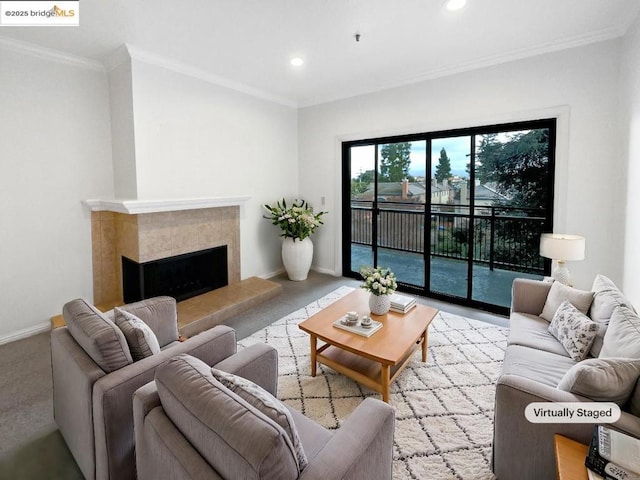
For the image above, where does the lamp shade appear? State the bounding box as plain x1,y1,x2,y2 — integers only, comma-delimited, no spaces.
539,233,585,261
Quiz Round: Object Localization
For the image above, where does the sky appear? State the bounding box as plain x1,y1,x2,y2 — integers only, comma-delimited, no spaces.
350,136,472,179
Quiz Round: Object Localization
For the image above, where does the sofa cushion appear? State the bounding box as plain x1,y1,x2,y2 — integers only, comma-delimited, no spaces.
600,306,640,359
211,368,307,471
540,281,594,322
155,354,299,480
548,300,598,361
62,298,133,373
114,307,161,361
590,275,634,356
557,358,640,405
501,345,577,387
508,313,571,357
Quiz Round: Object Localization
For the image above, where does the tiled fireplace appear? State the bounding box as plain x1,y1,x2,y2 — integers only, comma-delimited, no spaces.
85,197,247,307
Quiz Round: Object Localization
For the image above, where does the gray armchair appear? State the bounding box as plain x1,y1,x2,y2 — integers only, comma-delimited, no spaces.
133,354,396,480
51,296,277,480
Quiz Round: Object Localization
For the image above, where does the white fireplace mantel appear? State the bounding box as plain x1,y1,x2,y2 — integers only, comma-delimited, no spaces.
83,196,251,215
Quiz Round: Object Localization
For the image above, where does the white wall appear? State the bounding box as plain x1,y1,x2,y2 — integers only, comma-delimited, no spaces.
622,15,640,305
129,59,299,278
0,46,113,342
108,58,138,199
298,40,625,291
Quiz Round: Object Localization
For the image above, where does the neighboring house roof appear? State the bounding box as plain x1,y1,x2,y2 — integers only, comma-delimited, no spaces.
474,184,510,202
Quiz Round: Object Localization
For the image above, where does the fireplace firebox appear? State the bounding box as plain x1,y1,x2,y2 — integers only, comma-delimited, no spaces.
122,246,228,304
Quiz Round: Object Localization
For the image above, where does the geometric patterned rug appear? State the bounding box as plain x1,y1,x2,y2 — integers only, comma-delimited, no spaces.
238,286,509,480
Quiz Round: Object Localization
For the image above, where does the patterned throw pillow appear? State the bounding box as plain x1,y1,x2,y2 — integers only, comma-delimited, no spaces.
548,300,598,361
114,307,161,361
211,368,308,472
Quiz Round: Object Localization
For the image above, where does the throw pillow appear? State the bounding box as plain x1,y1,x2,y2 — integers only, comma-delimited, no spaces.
557,358,640,405
548,300,598,361
599,306,640,359
540,281,594,322
114,307,161,361
155,354,300,479
589,274,635,357
63,298,133,373
211,368,308,472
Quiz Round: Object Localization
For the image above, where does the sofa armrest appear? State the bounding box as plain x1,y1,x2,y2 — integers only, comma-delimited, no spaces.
300,398,395,480
213,343,279,397
92,325,237,480
511,278,552,315
493,374,640,480
118,296,179,348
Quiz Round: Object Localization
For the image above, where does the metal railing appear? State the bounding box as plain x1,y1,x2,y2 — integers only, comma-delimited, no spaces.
351,201,547,274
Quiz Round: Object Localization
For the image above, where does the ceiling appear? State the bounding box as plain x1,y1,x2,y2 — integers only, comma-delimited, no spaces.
1,0,639,107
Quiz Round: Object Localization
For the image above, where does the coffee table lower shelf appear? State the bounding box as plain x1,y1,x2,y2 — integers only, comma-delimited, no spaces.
314,339,424,402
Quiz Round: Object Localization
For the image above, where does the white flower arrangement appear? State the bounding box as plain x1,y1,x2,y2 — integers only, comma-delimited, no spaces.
263,198,327,240
359,266,397,296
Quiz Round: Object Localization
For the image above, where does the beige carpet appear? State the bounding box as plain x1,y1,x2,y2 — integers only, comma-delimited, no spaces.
238,286,509,480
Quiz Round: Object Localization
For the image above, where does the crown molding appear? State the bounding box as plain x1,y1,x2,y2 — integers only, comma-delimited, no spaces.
0,35,104,72
83,196,251,214
298,26,626,108
101,44,131,72
125,44,297,108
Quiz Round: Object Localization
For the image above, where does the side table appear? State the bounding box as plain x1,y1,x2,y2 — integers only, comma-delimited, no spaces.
554,434,589,480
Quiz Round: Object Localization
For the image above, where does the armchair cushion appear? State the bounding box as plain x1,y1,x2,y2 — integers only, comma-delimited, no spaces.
540,282,594,322
211,368,307,471
557,358,640,405
114,308,160,361
63,298,132,373
116,296,179,348
548,300,598,361
155,354,299,480
600,306,640,359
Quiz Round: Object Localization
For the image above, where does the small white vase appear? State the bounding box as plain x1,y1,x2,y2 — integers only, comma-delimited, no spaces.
369,293,391,315
281,237,313,281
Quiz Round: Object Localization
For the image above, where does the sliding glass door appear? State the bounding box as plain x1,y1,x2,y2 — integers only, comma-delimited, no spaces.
342,120,555,315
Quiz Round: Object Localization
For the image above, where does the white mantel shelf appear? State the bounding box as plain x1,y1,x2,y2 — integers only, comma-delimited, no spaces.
83,196,251,214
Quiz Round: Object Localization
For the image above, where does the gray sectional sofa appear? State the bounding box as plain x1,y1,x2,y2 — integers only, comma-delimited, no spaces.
492,276,640,480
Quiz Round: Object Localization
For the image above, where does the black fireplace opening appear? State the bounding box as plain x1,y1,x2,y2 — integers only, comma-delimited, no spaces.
122,246,228,304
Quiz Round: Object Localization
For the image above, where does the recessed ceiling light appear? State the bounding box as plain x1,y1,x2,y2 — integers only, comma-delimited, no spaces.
443,0,467,11
290,57,304,67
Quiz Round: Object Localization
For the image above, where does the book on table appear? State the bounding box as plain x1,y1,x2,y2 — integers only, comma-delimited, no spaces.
390,293,417,313
585,425,640,480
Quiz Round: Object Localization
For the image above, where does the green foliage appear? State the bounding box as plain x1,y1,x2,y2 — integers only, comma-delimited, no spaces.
351,169,375,196
263,198,327,240
475,129,550,208
434,148,452,182
379,143,414,182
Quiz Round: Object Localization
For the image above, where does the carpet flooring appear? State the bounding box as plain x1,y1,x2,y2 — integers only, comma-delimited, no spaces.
239,286,509,480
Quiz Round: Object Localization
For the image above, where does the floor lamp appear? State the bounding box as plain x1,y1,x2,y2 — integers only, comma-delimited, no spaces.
539,233,586,286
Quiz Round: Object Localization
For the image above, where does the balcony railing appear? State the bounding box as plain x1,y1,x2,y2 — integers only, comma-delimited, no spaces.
351,201,547,274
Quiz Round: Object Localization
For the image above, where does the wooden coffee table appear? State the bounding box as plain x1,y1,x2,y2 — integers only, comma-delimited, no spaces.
298,289,438,402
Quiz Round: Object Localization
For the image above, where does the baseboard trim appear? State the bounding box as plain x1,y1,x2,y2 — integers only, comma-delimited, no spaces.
0,322,51,346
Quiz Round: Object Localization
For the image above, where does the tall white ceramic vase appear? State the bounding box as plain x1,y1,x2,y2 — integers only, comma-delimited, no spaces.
282,237,313,281
369,294,391,315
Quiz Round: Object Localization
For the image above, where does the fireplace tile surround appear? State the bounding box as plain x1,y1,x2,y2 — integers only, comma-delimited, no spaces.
89,202,242,306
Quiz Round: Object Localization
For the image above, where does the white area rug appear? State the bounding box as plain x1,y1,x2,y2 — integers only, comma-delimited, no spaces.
238,286,509,480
